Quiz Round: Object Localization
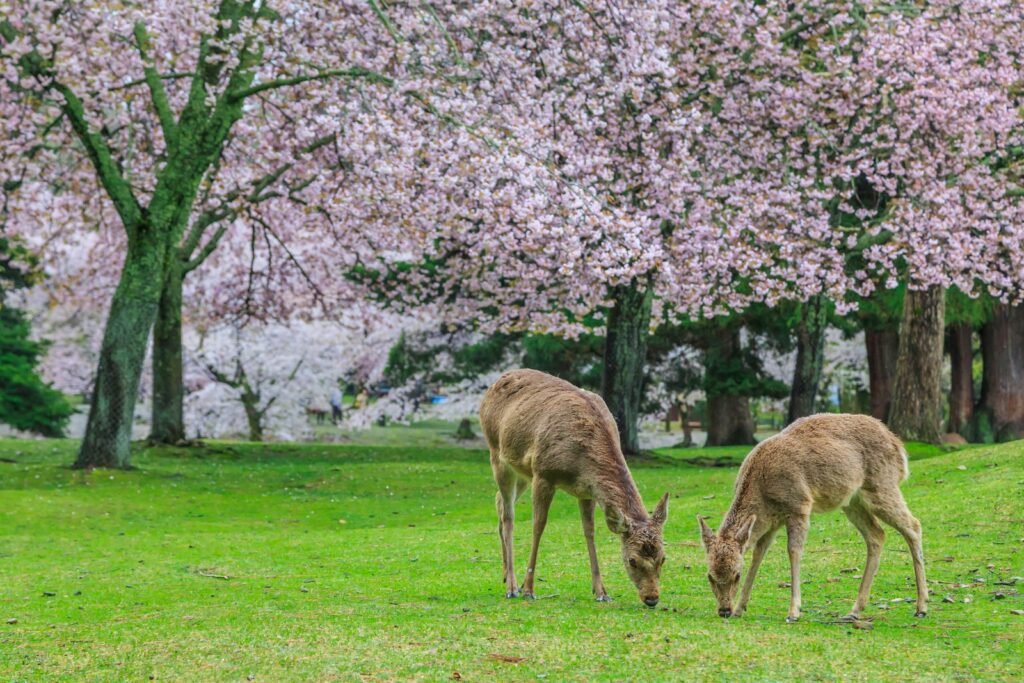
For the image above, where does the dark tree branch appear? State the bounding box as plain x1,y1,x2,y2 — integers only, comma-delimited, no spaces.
183,222,230,273
53,82,143,232
226,66,394,102
133,21,179,146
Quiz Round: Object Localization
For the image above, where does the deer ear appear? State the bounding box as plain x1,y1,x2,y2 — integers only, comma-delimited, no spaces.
733,515,757,547
606,505,631,535
651,492,669,526
698,515,715,549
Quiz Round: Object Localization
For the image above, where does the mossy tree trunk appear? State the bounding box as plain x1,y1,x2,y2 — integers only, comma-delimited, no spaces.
865,328,899,421
946,323,974,436
889,286,945,443
74,235,170,467
601,283,653,457
787,296,828,425
704,326,757,446
970,303,1024,443
69,4,265,467
149,257,186,444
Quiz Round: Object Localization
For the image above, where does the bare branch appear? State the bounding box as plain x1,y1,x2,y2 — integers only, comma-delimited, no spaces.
183,222,229,273
181,132,338,270
252,214,327,307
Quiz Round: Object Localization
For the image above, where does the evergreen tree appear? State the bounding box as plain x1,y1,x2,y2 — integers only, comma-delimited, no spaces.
0,237,74,436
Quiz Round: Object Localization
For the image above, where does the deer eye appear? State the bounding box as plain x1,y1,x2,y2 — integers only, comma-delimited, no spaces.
629,558,637,568
734,571,741,582
707,573,714,584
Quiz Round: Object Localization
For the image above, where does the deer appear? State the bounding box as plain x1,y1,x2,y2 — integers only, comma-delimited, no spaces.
697,413,927,623
480,369,669,607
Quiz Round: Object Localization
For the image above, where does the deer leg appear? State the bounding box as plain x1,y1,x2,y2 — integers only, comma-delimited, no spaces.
521,478,555,599
493,463,520,598
785,515,809,622
734,527,778,617
579,498,609,601
864,489,928,617
841,496,885,620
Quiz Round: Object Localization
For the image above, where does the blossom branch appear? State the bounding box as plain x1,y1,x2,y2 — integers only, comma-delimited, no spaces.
132,21,179,146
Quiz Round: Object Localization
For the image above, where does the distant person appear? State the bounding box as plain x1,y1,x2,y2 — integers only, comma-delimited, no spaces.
409,378,425,413
353,387,369,410
329,385,344,424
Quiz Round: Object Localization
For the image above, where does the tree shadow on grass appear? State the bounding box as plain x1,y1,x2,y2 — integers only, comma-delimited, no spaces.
144,440,491,465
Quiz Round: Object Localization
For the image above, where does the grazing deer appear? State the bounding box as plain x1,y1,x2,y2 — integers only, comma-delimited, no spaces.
698,413,927,622
480,369,669,606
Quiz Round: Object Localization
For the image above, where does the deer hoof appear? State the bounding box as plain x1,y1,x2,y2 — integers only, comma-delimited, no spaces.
914,610,927,618
505,590,520,599
785,615,800,623
522,591,537,600
595,595,612,602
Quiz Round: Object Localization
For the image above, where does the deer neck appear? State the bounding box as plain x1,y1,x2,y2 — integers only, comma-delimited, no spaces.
593,456,648,527
720,484,760,551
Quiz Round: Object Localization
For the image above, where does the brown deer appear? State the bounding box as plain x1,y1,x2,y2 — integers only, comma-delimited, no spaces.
480,369,669,607
698,413,927,622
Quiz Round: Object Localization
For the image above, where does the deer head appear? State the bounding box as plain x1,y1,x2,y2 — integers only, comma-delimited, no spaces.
608,493,669,607
698,514,755,617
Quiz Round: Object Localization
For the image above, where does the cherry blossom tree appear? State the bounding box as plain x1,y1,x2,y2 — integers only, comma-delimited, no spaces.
792,1,1024,442
346,1,1024,449
1,1,478,467
184,310,412,441
343,1,855,454
6,1,1023,459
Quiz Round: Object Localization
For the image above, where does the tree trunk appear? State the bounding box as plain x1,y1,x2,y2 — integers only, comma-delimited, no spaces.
74,240,165,468
787,296,828,425
706,395,757,446
454,417,476,440
946,323,974,436
704,326,757,446
971,303,1024,443
242,395,264,442
601,284,653,457
680,404,693,447
889,286,945,443
865,328,899,421
149,258,185,444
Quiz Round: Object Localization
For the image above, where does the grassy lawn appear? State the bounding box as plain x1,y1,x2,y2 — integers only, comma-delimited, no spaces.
0,437,1022,681
311,418,487,449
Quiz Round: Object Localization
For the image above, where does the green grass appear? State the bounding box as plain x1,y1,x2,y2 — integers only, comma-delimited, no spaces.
1,437,1022,681
312,417,486,448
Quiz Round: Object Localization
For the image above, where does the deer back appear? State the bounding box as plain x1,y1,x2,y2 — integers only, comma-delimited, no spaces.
480,369,629,491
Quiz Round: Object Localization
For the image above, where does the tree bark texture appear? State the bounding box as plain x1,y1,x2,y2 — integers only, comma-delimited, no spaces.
946,323,974,436
865,328,899,422
601,284,653,457
704,326,757,446
149,258,186,444
74,240,165,468
787,296,828,425
971,303,1024,443
889,286,945,444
